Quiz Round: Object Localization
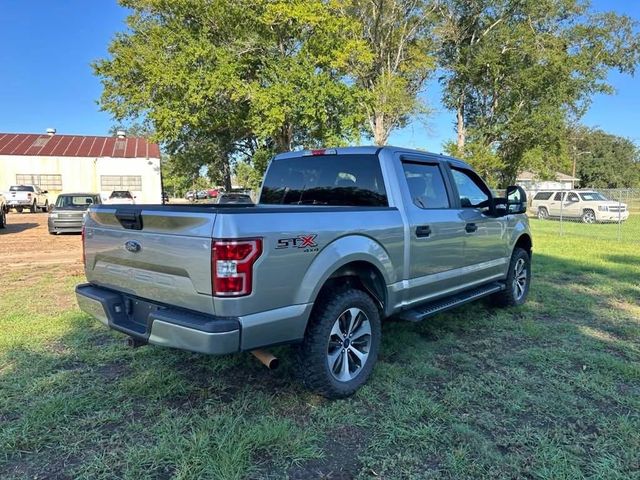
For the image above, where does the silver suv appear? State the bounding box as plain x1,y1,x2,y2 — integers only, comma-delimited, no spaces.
532,190,629,223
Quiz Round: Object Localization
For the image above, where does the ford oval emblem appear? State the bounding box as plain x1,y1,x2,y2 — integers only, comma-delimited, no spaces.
124,240,141,253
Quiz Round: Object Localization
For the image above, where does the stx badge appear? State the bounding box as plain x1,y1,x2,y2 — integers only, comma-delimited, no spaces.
276,234,319,252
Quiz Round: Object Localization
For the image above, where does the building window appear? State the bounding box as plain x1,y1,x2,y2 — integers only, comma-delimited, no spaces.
16,174,62,191
100,175,142,191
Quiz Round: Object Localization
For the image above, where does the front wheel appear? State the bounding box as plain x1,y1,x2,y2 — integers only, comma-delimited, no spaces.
298,288,381,399
582,209,596,224
492,248,531,307
0,208,5,228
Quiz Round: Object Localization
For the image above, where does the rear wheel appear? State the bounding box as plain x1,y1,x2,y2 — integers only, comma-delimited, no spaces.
41,200,49,212
30,201,37,213
492,248,531,307
0,208,5,228
537,207,549,220
582,209,596,224
298,288,381,399
16,207,23,213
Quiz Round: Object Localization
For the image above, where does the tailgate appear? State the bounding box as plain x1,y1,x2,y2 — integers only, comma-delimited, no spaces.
84,206,217,315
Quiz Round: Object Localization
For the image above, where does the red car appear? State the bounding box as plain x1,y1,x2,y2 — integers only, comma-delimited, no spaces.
207,188,221,198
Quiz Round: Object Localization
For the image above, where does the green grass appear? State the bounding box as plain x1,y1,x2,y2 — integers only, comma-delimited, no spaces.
1,225,639,479
531,211,640,244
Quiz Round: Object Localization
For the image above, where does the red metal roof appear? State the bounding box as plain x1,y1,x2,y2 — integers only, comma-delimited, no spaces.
0,133,160,158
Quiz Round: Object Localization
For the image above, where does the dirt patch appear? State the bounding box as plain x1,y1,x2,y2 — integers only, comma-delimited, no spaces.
0,212,83,271
287,425,369,480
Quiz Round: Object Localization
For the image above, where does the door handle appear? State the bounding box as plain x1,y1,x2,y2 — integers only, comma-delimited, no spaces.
415,225,432,238
465,223,478,233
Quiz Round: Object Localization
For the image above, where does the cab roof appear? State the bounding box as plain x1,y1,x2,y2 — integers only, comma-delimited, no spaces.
273,145,472,170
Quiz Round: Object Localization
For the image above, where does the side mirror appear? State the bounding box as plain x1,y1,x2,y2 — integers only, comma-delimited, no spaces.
43,190,48,194
506,186,527,214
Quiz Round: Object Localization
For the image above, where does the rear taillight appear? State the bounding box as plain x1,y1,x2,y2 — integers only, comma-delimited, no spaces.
81,226,86,266
212,238,262,297
27,193,32,199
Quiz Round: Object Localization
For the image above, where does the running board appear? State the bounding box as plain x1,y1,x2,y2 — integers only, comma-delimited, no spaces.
398,282,505,322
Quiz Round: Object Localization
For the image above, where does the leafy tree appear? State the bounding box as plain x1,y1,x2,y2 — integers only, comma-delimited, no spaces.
444,140,503,187
570,126,640,188
108,122,154,139
343,0,438,145
437,0,640,185
234,161,262,191
94,0,367,187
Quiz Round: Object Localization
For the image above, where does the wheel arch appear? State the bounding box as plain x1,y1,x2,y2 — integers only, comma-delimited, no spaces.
514,233,532,257
293,235,396,317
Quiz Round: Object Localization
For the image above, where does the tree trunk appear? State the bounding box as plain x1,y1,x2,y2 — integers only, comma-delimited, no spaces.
222,158,232,191
456,100,465,153
373,112,388,146
275,123,293,152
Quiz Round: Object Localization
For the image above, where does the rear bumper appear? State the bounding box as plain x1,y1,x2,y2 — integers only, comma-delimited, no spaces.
76,284,240,354
8,200,32,207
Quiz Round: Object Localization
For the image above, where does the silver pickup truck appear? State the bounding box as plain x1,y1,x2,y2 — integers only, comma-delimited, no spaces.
76,146,532,398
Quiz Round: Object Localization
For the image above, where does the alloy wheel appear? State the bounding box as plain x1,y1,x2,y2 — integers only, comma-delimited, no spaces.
512,258,528,301
327,307,372,382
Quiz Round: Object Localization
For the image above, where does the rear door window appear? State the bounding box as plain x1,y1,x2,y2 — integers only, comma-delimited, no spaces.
260,154,388,206
553,192,565,201
401,162,450,209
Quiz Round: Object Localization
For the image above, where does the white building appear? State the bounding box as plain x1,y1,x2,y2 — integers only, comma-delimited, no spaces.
0,130,162,203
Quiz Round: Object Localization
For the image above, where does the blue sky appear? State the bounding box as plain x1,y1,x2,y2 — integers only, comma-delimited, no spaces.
0,0,638,151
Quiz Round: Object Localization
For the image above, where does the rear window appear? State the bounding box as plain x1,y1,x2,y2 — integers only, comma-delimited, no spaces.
260,154,388,207
10,185,34,192
110,191,132,199
533,192,553,200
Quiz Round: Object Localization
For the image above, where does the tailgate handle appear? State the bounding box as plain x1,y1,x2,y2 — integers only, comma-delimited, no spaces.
115,210,143,230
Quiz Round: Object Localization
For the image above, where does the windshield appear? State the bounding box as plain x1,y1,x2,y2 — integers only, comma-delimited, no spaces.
260,154,388,206
579,192,608,201
55,195,97,209
110,191,132,199
10,185,34,192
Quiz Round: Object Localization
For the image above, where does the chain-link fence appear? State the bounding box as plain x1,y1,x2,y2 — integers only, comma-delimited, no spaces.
526,187,640,243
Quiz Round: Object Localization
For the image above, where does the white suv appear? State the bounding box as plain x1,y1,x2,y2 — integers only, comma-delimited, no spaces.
532,190,629,223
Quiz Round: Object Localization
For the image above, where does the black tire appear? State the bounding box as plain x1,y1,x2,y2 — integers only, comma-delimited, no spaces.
41,200,49,212
0,208,5,229
16,207,23,213
30,201,37,213
537,207,548,220
492,248,531,307
298,288,381,399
